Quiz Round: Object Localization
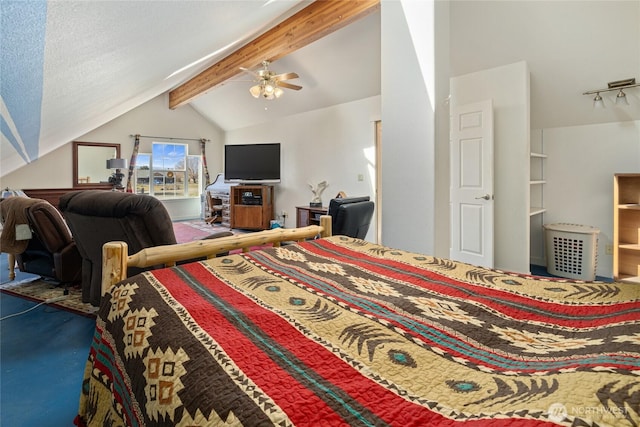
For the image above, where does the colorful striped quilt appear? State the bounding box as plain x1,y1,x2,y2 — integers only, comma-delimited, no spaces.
75,236,640,426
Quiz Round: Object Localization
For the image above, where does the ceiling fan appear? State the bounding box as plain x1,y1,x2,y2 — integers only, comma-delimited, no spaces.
240,60,302,100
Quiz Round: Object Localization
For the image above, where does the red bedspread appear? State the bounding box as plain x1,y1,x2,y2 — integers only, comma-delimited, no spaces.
76,236,640,426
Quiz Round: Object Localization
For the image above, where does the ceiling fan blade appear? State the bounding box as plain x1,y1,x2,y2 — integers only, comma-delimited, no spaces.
273,72,299,81
278,81,302,91
239,67,259,79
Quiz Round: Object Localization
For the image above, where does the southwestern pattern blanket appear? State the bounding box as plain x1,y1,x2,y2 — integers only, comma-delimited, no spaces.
75,236,640,426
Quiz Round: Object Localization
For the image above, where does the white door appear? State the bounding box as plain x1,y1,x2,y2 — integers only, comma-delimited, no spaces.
450,100,494,267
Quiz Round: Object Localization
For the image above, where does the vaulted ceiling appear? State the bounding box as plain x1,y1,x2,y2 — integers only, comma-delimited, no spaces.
187,2,381,131
2,1,637,179
1,0,381,177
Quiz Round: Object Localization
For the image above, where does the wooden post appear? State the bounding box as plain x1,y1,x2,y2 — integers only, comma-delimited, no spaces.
102,241,128,297
319,215,332,238
99,224,332,296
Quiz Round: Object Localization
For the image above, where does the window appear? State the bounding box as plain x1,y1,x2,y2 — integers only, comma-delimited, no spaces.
133,143,201,199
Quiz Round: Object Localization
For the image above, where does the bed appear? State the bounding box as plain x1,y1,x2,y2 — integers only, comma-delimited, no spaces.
75,218,640,426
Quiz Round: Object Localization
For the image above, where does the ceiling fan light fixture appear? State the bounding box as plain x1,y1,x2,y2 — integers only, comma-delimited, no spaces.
249,85,262,98
241,60,302,101
264,82,275,95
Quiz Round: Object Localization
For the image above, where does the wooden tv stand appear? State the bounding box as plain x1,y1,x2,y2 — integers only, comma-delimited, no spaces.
230,185,274,230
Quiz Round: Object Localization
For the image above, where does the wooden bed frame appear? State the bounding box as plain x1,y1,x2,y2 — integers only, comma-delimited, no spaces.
101,215,332,297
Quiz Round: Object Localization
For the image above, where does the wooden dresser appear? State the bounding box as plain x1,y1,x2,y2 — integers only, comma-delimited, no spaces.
23,186,111,208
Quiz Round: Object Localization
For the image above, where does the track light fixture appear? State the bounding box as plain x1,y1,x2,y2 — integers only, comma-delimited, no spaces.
615,89,629,106
593,93,604,109
583,78,639,108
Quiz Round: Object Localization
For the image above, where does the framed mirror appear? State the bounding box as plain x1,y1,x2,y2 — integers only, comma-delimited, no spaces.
73,141,121,188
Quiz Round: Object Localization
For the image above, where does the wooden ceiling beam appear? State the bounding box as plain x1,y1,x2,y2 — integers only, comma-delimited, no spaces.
168,0,380,109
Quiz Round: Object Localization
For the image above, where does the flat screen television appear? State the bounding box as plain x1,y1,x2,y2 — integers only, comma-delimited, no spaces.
224,143,281,184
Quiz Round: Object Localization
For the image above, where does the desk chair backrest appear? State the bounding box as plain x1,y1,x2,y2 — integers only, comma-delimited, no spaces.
328,196,374,239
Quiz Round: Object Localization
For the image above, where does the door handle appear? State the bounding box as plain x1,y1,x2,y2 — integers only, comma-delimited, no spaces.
475,194,492,200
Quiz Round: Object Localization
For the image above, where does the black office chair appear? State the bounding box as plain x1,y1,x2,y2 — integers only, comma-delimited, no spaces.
327,196,374,239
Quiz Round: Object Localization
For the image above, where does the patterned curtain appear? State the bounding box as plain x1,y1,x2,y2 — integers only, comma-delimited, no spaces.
200,138,211,186
125,134,140,193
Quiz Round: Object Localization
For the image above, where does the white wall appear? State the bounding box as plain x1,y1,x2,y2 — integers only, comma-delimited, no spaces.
451,61,531,274
446,1,639,277
225,96,381,242
1,93,381,230
1,94,225,220
449,1,640,130
380,0,436,254
0,140,72,189
542,120,640,278
434,0,451,258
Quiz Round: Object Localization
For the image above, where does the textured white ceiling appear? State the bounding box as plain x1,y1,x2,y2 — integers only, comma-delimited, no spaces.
190,11,381,131
1,0,317,175
37,0,316,143
2,1,637,179
449,1,640,130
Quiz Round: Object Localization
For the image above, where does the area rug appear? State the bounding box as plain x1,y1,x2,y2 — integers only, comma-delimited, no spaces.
0,280,98,317
173,220,225,243
173,220,275,253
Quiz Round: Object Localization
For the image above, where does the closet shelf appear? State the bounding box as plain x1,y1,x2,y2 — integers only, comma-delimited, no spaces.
618,204,640,210
618,274,640,284
530,207,546,216
619,243,640,251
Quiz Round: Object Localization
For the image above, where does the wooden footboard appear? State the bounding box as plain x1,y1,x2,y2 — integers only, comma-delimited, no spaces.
101,215,332,297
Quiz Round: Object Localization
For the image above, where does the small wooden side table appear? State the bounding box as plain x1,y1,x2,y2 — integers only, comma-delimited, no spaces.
296,206,329,228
